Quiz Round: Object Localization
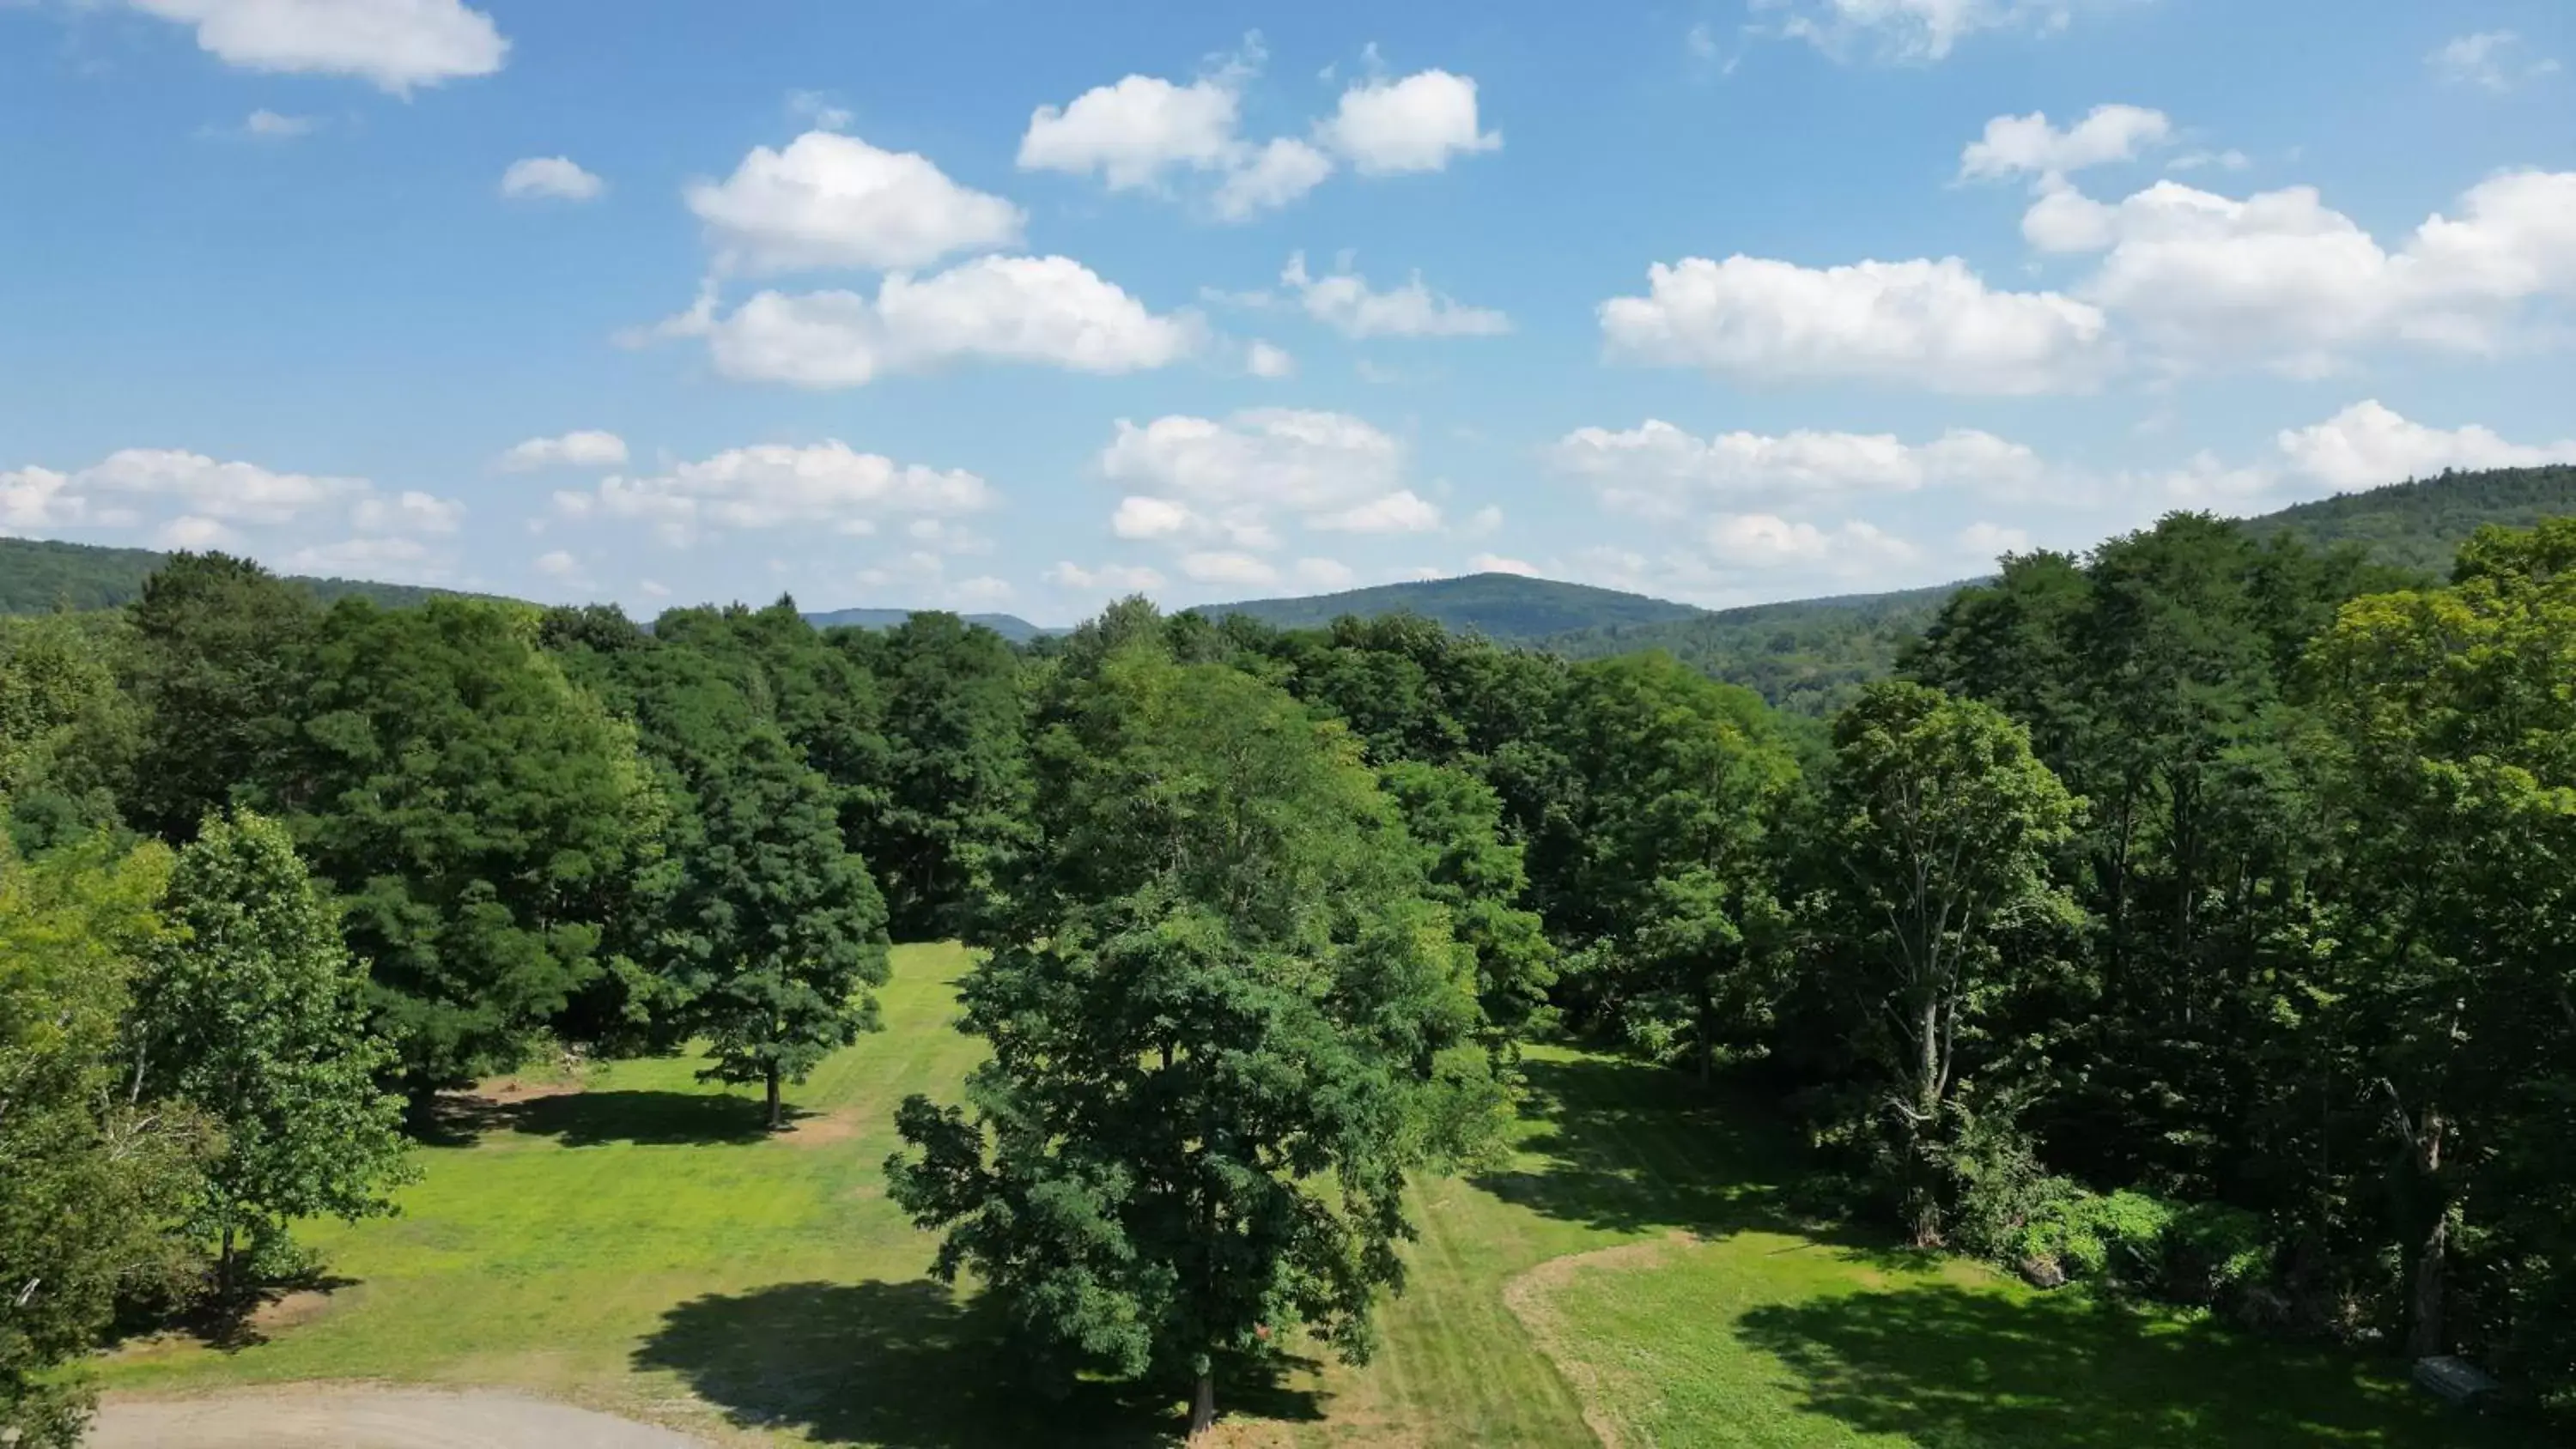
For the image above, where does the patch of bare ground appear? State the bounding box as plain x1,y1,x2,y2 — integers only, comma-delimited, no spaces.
1500,1233,1698,1449
247,1287,340,1335
776,1108,861,1147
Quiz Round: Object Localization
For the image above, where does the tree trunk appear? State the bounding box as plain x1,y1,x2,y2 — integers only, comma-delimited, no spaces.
217,1224,238,1307
1696,981,1716,1086
2408,1211,2448,1359
1188,1370,1216,1441
765,1066,783,1131
1905,994,1945,1248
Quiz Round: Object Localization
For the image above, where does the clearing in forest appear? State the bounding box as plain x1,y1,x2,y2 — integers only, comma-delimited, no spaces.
94,943,2507,1448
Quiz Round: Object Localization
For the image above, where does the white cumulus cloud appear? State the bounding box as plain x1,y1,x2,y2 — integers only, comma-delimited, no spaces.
555,440,992,543
1279,252,1510,338
1551,420,2046,513
649,256,1200,389
1705,512,1918,569
1098,408,1436,554
1315,70,1499,174
496,430,629,471
2041,170,2576,374
1182,551,1279,587
687,131,1024,275
351,490,463,534
1210,138,1335,220
501,156,605,202
131,0,507,93
1045,561,1166,593
1245,339,1297,378
1601,254,2111,394
2277,400,2576,490
1019,70,1244,190
1960,104,2171,183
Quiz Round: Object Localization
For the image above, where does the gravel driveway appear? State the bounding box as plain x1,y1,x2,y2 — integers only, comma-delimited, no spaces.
88,1386,711,1448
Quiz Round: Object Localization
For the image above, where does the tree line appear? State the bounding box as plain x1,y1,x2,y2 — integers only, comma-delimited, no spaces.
4,513,2572,1440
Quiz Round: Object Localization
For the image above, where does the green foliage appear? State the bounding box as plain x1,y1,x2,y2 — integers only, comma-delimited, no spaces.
119,553,319,840
2250,464,2576,574
1538,653,1801,1075
1379,760,1558,1053
2307,516,2576,1377
888,641,1503,1424
1541,584,1962,718
0,835,210,1448
125,810,414,1301
0,613,135,850
661,727,890,1127
272,598,659,1093
1810,682,2080,1246
835,610,1033,940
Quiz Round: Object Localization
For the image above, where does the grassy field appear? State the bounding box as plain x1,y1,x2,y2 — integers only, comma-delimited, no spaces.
96,943,2509,1447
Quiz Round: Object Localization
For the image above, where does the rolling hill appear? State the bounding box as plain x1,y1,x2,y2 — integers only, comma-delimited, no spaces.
2243,464,2576,575
799,605,1053,643
1199,573,1705,638
10,464,2568,705
0,537,489,614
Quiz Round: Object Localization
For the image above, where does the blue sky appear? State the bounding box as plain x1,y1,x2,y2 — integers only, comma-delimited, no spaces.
4,0,2573,623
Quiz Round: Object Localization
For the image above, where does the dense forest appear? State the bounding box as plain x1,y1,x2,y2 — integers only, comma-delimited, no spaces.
2247,464,2576,574
6,504,2575,1443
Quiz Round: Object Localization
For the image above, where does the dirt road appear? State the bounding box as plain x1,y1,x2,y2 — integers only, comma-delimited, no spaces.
88,1386,711,1448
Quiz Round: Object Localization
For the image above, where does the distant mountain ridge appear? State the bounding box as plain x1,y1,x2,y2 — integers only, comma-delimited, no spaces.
1198,573,1706,637
799,606,1053,643
0,536,485,615
11,464,2572,708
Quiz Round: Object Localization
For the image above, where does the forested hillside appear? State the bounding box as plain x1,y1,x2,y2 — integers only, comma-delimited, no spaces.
799,604,1052,642
1201,571,1704,637
0,537,478,613
2248,464,2576,574
1536,583,1965,718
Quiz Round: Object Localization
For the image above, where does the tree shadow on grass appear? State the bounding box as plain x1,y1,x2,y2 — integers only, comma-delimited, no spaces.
1469,1054,1811,1239
635,1279,1325,1447
502,1088,795,1147
419,1087,810,1148
1735,1282,2495,1449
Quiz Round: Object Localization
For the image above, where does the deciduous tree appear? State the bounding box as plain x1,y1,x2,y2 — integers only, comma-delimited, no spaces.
126,810,412,1302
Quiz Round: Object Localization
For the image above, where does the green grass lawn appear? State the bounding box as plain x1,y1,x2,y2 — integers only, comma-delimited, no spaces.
95,943,2513,1448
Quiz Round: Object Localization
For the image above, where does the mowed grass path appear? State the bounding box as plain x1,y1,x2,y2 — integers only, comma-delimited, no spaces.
99,945,2508,1447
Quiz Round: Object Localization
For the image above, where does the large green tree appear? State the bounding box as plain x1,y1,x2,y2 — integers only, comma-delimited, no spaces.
126,810,413,1301
837,611,1032,940
118,553,316,840
2307,519,2576,1372
888,643,1500,1440
268,598,660,1096
0,836,208,1448
664,726,891,1128
1540,652,1801,1071
1814,682,2080,1246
